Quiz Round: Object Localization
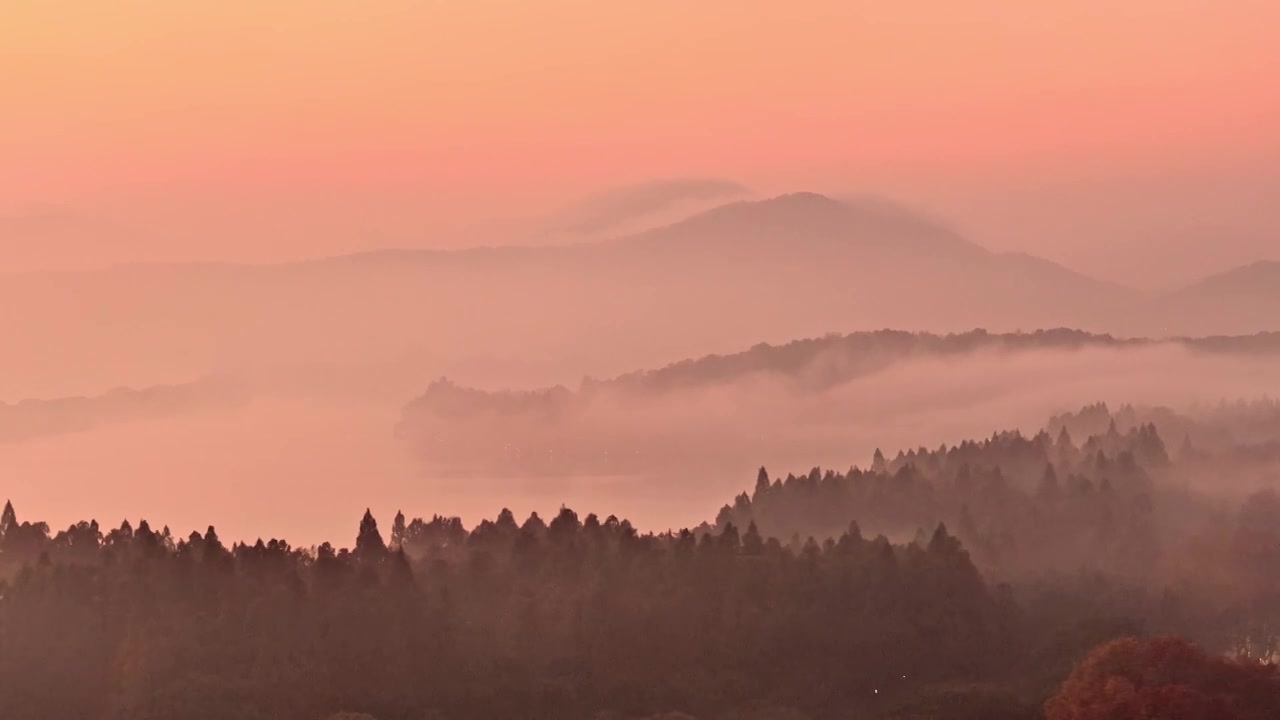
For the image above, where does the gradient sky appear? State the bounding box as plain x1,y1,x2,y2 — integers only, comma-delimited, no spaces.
3,0,1278,284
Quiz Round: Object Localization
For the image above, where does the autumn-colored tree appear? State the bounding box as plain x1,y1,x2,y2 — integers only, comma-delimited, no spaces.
1045,637,1280,720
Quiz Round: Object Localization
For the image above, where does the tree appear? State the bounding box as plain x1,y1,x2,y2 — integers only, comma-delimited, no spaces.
754,467,771,498
872,448,887,473
1045,637,1280,720
356,509,387,558
104,519,134,547
521,511,547,535
0,500,15,539
204,525,226,556
742,522,765,556
1055,425,1073,451
548,506,581,544
927,523,961,555
390,511,406,551
719,522,741,553
1037,463,1061,501
495,508,518,533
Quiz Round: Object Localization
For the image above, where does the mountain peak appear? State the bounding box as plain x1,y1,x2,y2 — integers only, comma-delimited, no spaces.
673,192,850,229
759,191,846,210
618,191,985,260
1227,259,1279,276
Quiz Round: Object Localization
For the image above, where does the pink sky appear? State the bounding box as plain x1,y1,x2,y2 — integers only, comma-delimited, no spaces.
3,1,1278,284
3,1,1280,543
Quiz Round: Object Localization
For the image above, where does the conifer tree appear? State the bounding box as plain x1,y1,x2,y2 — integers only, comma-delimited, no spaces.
0,500,14,539
356,509,387,557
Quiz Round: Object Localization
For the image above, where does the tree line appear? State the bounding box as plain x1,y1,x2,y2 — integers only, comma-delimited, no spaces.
3,400,1279,719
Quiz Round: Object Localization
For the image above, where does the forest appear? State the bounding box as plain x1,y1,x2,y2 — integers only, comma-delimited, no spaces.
2,402,1278,719
396,330,1280,477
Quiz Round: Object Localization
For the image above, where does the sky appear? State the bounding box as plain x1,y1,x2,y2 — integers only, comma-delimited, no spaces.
3,0,1279,283
3,1,1280,543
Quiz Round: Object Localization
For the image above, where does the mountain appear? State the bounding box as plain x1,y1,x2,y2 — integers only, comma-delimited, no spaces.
1155,261,1280,335
0,193,1166,400
612,192,984,256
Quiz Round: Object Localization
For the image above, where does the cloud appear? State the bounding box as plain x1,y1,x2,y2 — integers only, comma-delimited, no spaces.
551,178,752,234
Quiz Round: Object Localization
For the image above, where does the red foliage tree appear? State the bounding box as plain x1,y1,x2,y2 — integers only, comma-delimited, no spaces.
1045,637,1280,720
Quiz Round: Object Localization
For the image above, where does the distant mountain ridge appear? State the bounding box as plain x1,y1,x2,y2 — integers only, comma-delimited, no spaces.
402,328,1280,419
1180,259,1280,292
1,193,1274,400
396,328,1280,477
1159,260,1280,335
0,377,245,444
608,192,987,257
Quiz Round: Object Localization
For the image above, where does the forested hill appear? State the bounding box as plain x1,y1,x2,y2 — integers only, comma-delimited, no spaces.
711,400,1280,675
714,399,1280,580
603,328,1280,394
404,328,1280,416
397,329,1280,477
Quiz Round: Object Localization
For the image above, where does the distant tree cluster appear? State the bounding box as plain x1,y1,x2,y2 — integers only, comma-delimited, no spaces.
715,421,1169,581
713,405,1280,665
605,328,1146,395
1048,399,1280,456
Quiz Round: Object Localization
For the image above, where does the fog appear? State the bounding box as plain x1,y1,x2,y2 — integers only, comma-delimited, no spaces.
2,341,1275,546
546,178,753,238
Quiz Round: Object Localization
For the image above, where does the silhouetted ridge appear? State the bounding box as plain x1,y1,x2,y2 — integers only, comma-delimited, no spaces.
0,376,246,444
668,191,853,228
1157,260,1280,335
398,328,1280,476
1173,259,1280,297
403,327,1280,416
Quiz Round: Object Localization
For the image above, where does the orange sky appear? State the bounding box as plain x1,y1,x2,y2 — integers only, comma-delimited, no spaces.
3,0,1278,282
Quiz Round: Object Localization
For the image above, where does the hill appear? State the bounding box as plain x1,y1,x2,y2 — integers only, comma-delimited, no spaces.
1157,260,1280,335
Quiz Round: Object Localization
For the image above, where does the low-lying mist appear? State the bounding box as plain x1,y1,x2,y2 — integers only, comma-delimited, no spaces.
400,341,1280,481
3,340,1278,546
